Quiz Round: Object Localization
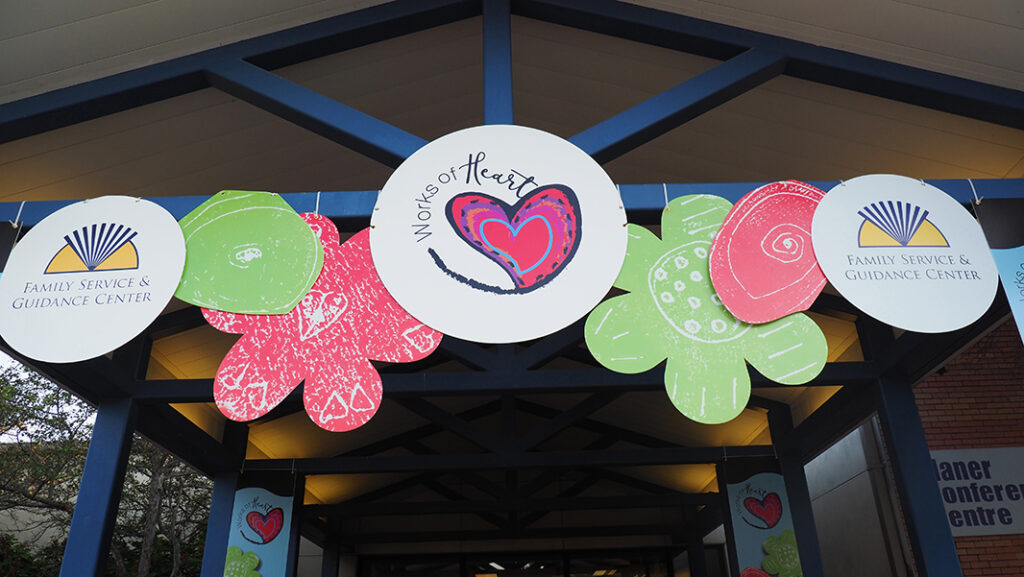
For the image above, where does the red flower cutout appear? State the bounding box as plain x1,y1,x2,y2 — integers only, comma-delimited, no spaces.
205,215,442,432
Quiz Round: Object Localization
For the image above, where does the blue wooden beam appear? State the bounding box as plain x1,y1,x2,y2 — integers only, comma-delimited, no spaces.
483,0,515,124
769,406,827,577
320,539,341,577
5,180,1019,227
790,385,875,462
874,376,963,577
199,422,247,577
517,0,1024,130
205,59,427,167
242,445,775,474
285,475,307,577
0,0,476,144
715,463,742,577
687,531,709,577
199,472,240,577
132,360,874,404
60,397,136,577
571,49,787,163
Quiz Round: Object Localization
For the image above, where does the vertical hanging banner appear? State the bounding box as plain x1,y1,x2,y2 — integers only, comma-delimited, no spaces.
0,196,186,363
224,487,292,577
812,174,998,333
975,199,1024,345
726,469,803,577
370,125,628,343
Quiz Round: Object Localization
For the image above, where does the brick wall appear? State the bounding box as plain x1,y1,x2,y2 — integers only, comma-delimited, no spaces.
914,320,1024,577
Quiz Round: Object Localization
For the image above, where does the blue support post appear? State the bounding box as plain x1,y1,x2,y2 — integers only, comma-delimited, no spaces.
321,538,341,577
768,408,827,577
715,463,741,577
200,472,241,577
59,397,136,577
570,49,787,163
483,0,515,124
874,377,964,577
199,421,249,577
687,531,709,577
286,475,307,577
204,59,428,167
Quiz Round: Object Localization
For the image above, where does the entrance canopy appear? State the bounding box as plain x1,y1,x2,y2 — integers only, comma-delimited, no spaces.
1,1,1022,575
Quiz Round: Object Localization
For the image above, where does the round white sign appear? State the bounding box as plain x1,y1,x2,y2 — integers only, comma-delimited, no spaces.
811,174,998,333
0,196,186,362
370,125,628,343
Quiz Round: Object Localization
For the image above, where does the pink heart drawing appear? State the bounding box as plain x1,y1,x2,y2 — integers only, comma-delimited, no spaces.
446,185,581,292
297,288,349,341
744,493,783,529
246,507,284,544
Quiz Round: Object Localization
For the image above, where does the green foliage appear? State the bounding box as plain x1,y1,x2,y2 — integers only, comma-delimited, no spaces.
0,364,91,538
0,533,45,577
0,363,212,577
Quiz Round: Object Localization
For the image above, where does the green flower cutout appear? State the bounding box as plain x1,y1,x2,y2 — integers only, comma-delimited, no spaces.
584,195,827,424
224,546,261,577
762,529,802,577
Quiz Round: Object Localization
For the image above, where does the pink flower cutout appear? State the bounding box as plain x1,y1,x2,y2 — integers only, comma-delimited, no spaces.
204,215,442,432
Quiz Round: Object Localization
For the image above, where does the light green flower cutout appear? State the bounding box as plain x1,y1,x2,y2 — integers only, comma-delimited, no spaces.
584,195,827,424
762,529,802,577
224,546,261,577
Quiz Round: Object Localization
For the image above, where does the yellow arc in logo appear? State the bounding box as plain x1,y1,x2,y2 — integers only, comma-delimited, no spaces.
858,218,949,247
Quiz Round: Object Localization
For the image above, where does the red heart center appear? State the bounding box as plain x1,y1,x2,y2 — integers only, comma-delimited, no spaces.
743,492,782,528
246,507,284,544
479,216,552,275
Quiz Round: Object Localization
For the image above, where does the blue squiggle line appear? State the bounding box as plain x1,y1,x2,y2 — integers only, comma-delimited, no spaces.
478,215,553,275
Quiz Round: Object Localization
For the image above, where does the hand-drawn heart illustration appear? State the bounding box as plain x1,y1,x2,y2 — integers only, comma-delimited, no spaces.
744,492,783,529
246,507,284,544
297,288,348,341
446,185,581,292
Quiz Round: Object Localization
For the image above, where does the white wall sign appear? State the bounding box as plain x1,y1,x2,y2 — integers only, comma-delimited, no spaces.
370,125,627,343
0,196,185,363
811,174,997,333
932,447,1024,536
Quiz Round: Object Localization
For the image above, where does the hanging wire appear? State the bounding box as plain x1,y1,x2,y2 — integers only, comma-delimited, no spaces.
9,201,24,229
8,202,25,263
967,178,983,221
371,190,380,228
617,184,627,226
968,178,982,206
